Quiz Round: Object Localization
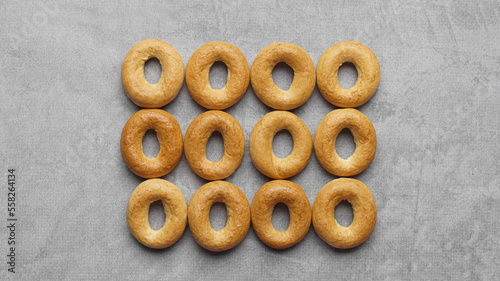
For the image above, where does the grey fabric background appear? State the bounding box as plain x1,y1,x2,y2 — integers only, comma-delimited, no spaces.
1,0,500,280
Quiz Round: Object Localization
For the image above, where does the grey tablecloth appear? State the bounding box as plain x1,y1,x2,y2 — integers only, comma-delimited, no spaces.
1,0,499,280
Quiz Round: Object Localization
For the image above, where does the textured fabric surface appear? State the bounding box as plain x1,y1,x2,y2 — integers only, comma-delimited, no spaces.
1,0,500,280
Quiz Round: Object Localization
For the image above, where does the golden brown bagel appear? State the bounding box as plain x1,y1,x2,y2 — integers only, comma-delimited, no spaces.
314,109,376,176
251,180,311,249
317,41,380,108
188,181,250,251
312,178,376,249
250,111,312,179
121,109,183,178
186,42,249,109
251,43,315,110
184,111,244,180
127,179,187,249
121,39,184,108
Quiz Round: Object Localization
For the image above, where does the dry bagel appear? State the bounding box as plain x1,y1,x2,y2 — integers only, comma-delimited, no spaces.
184,111,244,180
314,109,376,176
251,42,315,110
250,111,312,179
186,42,249,109
188,181,250,251
317,41,380,108
122,39,184,108
312,178,376,249
121,109,183,178
127,179,187,249
251,180,311,249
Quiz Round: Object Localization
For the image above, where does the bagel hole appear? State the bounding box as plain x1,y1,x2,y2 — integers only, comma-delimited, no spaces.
209,202,227,231
334,200,354,227
338,62,358,89
335,128,355,159
142,129,160,158
272,130,293,159
272,203,290,232
206,131,224,162
209,61,228,90
144,57,162,84
272,62,294,91
148,200,166,231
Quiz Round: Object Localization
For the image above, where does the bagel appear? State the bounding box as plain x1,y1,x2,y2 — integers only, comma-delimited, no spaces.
314,109,376,176
188,181,250,251
127,179,187,249
186,42,249,109
121,39,184,108
312,178,377,249
250,111,312,179
317,41,380,108
251,42,315,110
121,109,183,178
251,180,311,249
184,111,245,180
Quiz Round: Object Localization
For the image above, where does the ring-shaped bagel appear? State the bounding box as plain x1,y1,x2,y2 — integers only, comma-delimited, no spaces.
251,43,316,110
184,111,245,180
250,111,312,179
312,178,376,249
314,109,376,176
127,179,187,249
187,181,251,251
121,109,183,178
122,39,184,108
186,42,249,109
251,180,312,249
317,41,380,108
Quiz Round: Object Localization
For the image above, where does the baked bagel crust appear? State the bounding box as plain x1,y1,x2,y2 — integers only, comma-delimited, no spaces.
251,180,311,249
251,42,316,110
121,109,183,178
317,41,380,108
250,111,312,179
186,42,249,109
127,179,187,249
314,109,376,176
188,181,250,251
122,39,184,108
312,178,376,249
184,111,245,180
